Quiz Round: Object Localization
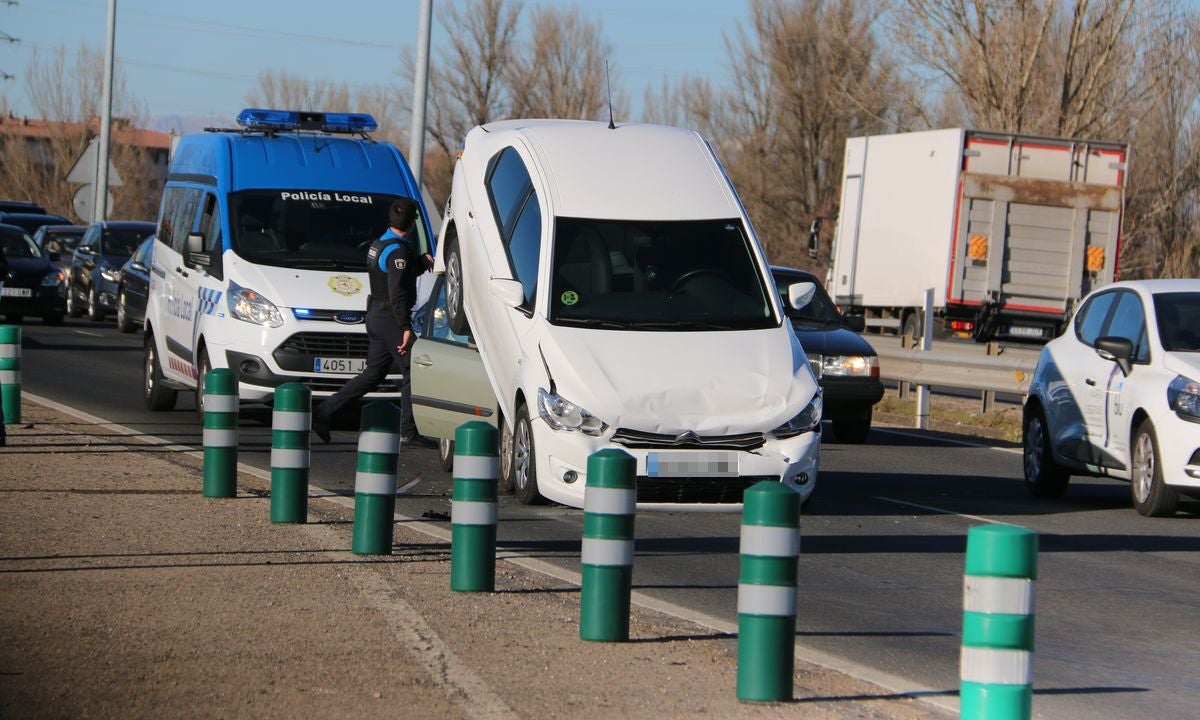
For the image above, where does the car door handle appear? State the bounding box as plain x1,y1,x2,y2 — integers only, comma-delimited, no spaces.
413,355,433,367
1085,378,1097,386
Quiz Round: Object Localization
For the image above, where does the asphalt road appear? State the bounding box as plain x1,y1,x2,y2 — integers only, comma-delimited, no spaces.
15,319,1200,719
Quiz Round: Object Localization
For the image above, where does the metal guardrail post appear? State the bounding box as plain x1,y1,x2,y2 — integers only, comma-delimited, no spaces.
960,524,1037,719
270,383,311,523
916,288,933,430
579,448,636,642
202,369,239,498
351,400,402,555
0,326,20,425
450,421,499,592
736,481,801,702
982,341,999,413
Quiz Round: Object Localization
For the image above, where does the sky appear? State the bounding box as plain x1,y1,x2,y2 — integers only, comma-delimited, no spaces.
0,0,746,131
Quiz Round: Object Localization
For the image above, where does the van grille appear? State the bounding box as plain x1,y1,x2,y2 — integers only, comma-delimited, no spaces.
276,332,370,358
611,428,765,451
636,476,776,503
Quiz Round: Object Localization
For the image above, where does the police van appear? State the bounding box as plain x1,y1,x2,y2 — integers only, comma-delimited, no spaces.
143,109,434,414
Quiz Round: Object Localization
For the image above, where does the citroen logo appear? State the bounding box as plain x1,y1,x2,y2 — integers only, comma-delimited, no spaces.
673,431,701,446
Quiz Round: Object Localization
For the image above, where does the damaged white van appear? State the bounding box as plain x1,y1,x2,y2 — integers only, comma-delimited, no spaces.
433,119,822,509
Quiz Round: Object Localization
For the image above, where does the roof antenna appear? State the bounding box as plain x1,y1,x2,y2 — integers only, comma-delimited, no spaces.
605,59,616,130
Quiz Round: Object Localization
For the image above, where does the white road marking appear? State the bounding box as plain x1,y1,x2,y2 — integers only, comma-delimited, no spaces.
73,330,104,337
874,496,1000,525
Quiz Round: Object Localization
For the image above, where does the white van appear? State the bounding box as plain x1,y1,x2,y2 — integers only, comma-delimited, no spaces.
143,109,434,413
430,119,822,509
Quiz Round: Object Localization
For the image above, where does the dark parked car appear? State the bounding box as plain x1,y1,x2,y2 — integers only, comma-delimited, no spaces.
32,224,88,271
0,200,47,214
67,221,156,322
0,212,73,236
772,266,883,443
0,223,67,325
116,235,155,333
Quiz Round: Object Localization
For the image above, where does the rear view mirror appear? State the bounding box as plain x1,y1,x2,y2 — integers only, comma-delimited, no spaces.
788,281,817,310
185,232,210,269
489,278,525,309
1096,336,1134,376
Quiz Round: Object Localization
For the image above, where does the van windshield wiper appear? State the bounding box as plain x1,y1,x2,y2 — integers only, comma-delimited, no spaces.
284,259,361,270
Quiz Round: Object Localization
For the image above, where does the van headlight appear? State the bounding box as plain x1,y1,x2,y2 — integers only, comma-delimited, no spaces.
773,391,823,438
1168,375,1200,420
537,388,608,436
821,355,877,377
227,280,284,328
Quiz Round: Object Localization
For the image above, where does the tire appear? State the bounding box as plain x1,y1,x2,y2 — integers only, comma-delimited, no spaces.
116,291,135,333
438,437,454,471
445,241,470,336
66,282,83,318
1131,420,1179,517
498,414,515,494
42,313,64,327
144,334,178,411
831,408,872,444
194,349,212,422
1022,407,1070,498
87,285,105,321
512,402,544,505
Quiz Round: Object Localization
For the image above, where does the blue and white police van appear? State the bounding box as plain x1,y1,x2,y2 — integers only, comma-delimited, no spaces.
143,108,434,413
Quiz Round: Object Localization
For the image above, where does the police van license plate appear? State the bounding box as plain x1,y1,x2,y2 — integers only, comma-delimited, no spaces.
0,287,31,298
314,357,366,374
646,451,738,478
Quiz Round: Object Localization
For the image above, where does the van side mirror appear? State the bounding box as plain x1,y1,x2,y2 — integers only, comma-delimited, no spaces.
844,314,866,333
489,278,525,309
788,281,817,310
185,232,210,269
1095,335,1133,376
807,218,822,260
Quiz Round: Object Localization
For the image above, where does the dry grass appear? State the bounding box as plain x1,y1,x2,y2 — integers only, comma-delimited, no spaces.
874,388,1023,443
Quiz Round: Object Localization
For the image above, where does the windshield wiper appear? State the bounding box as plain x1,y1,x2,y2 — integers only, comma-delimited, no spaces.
557,317,633,329
631,320,739,330
283,259,360,270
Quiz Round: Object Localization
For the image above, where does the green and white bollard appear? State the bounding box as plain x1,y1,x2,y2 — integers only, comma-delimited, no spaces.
450,421,499,592
0,325,21,425
270,383,311,523
579,448,636,642
351,400,401,555
736,481,801,702
960,524,1038,720
202,369,239,498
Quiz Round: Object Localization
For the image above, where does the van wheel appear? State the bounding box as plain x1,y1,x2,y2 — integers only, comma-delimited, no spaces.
116,291,135,333
512,403,545,505
498,415,515,494
1023,407,1069,498
194,349,212,421
144,334,177,411
446,241,470,336
66,282,83,318
438,437,454,471
1131,420,1179,517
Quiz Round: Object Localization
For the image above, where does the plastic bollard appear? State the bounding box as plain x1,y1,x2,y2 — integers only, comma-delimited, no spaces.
0,326,21,425
450,421,499,592
736,481,801,702
202,369,239,498
579,448,637,642
960,524,1038,720
270,383,311,523
351,400,401,555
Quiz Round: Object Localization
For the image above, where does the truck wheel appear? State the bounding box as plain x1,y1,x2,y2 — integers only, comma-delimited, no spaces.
1131,420,1179,517
1022,407,1069,498
512,402,545,505
832,408,872,444
445,241,470,336
144,333,178,411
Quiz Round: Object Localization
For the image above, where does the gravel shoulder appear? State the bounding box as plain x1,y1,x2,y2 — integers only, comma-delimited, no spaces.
0,399,951,719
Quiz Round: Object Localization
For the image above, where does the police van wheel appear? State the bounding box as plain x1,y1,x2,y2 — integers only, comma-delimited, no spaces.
194,350,212,421
446,241,470,336
512,403,545,505
144,334,177,411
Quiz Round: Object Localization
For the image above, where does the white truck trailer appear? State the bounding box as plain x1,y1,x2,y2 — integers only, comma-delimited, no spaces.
826,128,1128,343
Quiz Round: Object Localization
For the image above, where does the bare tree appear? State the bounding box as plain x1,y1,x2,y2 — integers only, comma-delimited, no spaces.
244,69,352,114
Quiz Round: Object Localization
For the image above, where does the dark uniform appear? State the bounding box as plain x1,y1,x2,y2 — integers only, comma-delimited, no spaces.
314,219,431,443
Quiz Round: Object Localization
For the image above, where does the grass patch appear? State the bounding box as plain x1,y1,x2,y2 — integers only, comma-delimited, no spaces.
875,390,1023,443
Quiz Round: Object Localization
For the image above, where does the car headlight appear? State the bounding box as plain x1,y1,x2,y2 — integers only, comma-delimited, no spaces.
773,391,823,438
42,270,65,287
100,265,122,282
821,355,878,378
227,280,284,328
1168,375,1200,420
537,388,608,436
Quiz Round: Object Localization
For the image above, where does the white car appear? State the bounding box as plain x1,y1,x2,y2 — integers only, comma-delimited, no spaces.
431,119,822,510
1023,279,1200,516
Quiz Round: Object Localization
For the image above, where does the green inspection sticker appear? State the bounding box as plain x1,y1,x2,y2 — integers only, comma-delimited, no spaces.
560,290,580,306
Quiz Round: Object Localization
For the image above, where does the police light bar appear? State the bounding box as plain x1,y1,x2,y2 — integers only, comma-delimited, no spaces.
236,108,378,134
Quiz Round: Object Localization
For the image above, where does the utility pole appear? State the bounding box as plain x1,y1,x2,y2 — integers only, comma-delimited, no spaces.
408,0,432,190
94,0,117,221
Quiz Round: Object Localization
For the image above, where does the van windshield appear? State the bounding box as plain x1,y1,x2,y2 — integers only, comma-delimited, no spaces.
549,217,776,330
228,190,428,271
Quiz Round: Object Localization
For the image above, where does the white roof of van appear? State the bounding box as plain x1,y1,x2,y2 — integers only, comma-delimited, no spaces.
473,119,740,221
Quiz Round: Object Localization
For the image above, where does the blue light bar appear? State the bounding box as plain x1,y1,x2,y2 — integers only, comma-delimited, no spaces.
236,108,378,134
292,308,313,318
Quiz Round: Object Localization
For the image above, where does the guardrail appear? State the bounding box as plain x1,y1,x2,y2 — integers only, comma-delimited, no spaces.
870,344,1039,396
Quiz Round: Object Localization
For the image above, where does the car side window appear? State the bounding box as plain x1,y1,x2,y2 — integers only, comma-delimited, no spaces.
424,278,473,347
485,146,541,310
159,186,204,254
486,147,533,236
80,226,99,251
1105,291,1150,363
1075,291,1117,347
508,195,542,307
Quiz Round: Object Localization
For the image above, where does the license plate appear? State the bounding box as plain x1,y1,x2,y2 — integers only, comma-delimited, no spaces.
313,357,366,373
1008,325,1045,338
0,287,31,298
646,451,739,478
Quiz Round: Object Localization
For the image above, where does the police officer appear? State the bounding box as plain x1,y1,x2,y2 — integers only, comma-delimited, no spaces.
312,198,436,447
